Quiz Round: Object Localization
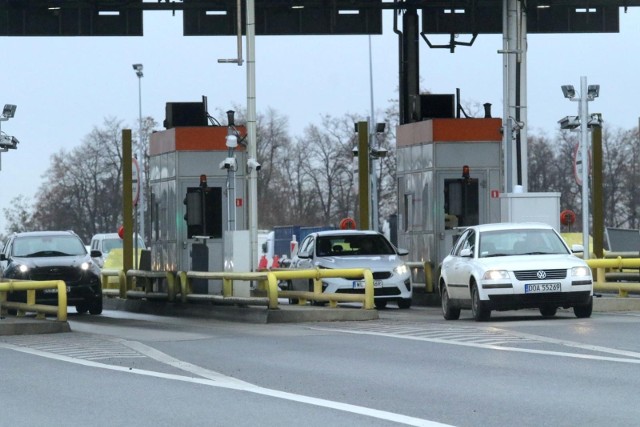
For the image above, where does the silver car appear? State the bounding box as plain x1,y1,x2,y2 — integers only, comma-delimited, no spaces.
288,230,412,309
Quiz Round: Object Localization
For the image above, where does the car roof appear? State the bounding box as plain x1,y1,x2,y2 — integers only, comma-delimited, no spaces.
312,230,382,237
13,230,78,238
91,233,120,240
464,222,556,233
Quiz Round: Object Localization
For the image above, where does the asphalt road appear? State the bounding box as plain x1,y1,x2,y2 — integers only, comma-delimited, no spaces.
1,306,639,427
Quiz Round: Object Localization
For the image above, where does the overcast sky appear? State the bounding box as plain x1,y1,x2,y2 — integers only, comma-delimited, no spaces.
1,8,639,237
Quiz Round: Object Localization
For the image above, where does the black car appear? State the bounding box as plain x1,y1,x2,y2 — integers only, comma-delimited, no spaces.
0,231,103,315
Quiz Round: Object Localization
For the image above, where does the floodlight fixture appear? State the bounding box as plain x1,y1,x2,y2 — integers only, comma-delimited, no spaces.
375,123,386,133
558,115,580,130
371,148,388,158
2,104,16,118
132,63,143,78
587,84,600,99
561,85,576,99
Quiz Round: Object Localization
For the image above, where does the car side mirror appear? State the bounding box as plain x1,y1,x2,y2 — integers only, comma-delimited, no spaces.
460,248,473,258
0,253,6,261
297,251,311,259
571,244,584,253
90,250,102,258
397,248,409,256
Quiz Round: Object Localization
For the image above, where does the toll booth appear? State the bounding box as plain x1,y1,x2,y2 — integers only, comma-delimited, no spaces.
396,118,503,272
148,125,247,293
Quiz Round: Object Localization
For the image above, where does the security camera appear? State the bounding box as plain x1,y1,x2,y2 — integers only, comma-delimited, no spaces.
247,158,261,171
219,157,237,170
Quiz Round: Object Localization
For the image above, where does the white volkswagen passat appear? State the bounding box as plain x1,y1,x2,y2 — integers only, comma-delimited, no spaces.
438,222,593,321
289,230,412,309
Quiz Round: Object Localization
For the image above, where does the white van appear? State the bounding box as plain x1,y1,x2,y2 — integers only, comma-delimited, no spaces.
90,233,146,268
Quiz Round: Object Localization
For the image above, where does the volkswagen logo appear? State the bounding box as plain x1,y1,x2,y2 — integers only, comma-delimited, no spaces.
536,270,547,279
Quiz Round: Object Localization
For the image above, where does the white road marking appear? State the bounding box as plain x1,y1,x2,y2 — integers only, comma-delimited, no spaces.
314,326,640,364
0,342,453,427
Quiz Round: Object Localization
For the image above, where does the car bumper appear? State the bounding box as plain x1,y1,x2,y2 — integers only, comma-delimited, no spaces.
324,277,412,300
479,279,593,310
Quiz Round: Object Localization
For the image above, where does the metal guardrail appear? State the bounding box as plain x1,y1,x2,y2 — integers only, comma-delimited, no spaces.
587,257,640,297
100,268,375,310
0,279,68,321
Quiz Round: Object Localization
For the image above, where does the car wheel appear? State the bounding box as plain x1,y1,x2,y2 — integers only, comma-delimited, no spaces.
397,298,412,309
76,304,88,314
441,285,460,320
573,296,593,318
374,299,388,309
539,306,557,317
471,283,490,321
88,298,103,315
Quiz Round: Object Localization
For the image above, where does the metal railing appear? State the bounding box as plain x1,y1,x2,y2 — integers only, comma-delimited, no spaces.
0,279,68,321
587,257,640,297
100,267,375,310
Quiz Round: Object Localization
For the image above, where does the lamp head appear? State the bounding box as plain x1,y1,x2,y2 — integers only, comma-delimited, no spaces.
561,85,576,99
587,84,600,100
2,104,16,118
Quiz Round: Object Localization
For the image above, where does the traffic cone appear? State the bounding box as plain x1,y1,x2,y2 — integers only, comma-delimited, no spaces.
258,255,268,270
271,255,280,269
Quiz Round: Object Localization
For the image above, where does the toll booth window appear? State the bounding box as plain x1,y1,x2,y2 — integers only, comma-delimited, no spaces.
404,193,413,232
444,178,479,229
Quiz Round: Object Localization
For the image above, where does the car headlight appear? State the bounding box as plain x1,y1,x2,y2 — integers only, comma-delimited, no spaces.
482,270,510,280
81,262,91,270
571,266,591,277
18,264,29,274
394,264,409,275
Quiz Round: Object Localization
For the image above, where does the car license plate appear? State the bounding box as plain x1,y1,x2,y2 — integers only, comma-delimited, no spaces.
525,283,561,293
353,280,383,289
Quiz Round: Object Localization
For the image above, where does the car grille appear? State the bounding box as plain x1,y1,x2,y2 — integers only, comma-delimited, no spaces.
488,291,591,309
351,272,392,280
336,287,401,296
29,266,82,284
513,269,567,281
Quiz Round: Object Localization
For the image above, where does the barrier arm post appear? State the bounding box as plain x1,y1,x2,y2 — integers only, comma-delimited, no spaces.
362,269,374,310
266,272,279,309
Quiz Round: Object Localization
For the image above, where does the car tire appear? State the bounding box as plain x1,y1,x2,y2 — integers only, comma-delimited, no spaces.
471,283,491,321
539,306,557,317
76,304,89,314
573,296,593,318
397,298,412,309
374,300,388,309
89,298,103,315
441,286,460,320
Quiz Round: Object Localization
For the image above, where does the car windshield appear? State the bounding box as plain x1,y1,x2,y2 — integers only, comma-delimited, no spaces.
316,234,396,257
102,237,145,254
478,228,569,258
12,235,87,257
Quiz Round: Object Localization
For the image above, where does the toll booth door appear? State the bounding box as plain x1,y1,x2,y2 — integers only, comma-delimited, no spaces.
437,170,486,264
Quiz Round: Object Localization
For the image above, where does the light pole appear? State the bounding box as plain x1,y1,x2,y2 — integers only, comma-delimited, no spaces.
132,63,145,267
560,76,599,259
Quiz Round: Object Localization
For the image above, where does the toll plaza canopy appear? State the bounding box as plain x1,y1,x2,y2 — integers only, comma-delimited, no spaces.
0,1,639,37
